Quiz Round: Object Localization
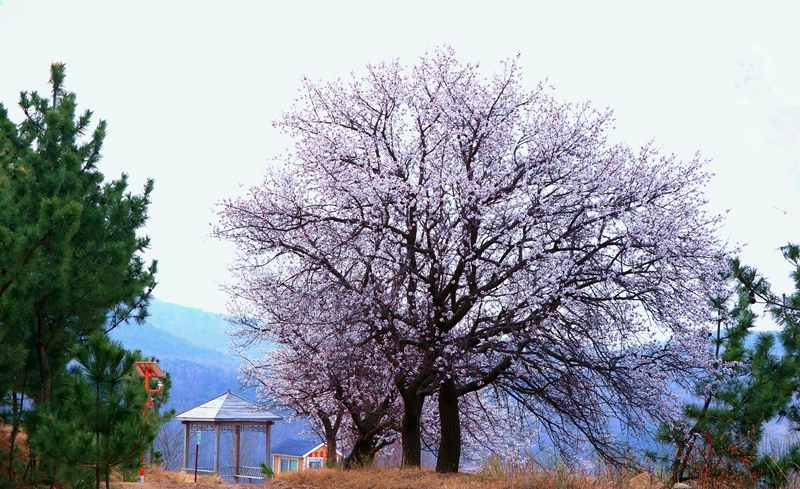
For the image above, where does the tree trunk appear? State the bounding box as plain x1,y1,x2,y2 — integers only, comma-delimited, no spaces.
36,307,52,404
435,378,461,473
670,443,689,485
343,437,373,469
325,435,339,468
22,450,32,480
320,409,342,468
8,391,20,481
400,388,424,467
7,425,17,481
325,432,338,468
96,431,101,489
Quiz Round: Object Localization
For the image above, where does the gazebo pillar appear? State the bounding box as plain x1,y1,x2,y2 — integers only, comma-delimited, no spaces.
213,423,221,474
234,425,241,483
266,421,273,470
182,423,190,470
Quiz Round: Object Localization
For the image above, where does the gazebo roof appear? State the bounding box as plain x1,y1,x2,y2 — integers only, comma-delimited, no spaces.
175,390,282,423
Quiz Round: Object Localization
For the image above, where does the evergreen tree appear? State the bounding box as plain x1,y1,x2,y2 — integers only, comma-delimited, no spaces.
663,250,800,487
31,333,157,489
0,64,157,483
737,244,800,485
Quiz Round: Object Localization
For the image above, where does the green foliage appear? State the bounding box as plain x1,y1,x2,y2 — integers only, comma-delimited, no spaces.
259,462,274,479
0,62,157,405
0,64,158,485
326,458,344,470
30,333,157,489
663,248,800,487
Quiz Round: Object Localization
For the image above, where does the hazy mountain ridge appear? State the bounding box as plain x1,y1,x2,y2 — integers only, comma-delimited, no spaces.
110,321,237,368
108,299,247,410
107,299,310,474
144,299,233,354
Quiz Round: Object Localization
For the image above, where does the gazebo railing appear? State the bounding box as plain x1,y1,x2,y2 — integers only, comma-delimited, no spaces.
222,466,266,481
184,466,265,482
181,466,215,475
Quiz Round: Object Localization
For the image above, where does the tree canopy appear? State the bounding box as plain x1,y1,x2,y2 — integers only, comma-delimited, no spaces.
0,63,159,486
216,47,727,472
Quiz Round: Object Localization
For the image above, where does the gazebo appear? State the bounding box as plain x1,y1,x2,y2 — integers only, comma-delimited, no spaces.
175,390,282,481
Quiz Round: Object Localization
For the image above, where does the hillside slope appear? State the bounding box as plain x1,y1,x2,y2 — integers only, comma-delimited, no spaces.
109,299,243,413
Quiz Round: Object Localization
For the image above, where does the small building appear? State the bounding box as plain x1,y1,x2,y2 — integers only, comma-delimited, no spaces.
271,438,340,473
175,390,282,481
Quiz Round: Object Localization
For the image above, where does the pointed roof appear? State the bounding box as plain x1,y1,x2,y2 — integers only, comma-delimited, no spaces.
174,390,282,423
271,438,325,457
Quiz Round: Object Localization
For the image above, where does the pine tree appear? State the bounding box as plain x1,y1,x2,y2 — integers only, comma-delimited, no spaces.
664,251,800,487
736,244,800,485
31,333,157,489
0,63,157,483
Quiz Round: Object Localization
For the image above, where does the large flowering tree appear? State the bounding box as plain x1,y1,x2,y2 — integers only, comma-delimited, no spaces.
216,47,726,472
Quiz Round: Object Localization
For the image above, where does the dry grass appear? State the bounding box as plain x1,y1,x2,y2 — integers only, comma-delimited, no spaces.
0,419,28,457
0,417,30,477
112,465,230,489
266,467,639,489
137,464,225,484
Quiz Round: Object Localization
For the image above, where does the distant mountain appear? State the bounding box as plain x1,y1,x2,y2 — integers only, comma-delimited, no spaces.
144,299,233,354
109,299,245,411
109,299,310,474
111,320,236,366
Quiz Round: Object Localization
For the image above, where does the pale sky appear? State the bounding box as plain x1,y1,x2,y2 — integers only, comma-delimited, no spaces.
1,1,798,317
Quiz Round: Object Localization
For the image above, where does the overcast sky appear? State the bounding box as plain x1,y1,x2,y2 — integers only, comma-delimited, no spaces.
1,1,798,318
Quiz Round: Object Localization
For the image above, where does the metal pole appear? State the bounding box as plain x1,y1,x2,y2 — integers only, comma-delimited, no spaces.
194,430,201,483
139,369,151,483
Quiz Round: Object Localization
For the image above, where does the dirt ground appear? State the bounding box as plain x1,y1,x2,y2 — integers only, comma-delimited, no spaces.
109,467,669,489
112,484,267,489
110,466,276,489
